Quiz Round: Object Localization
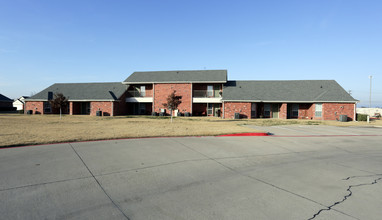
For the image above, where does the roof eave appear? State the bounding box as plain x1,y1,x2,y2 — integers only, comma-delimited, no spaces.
26,99,117,102
123,81,227,84
222,100,358,103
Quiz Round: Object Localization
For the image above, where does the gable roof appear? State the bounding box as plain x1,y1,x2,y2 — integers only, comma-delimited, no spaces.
222,80,358,103
26,82,126,101
123,70,227,84
0,94,13,102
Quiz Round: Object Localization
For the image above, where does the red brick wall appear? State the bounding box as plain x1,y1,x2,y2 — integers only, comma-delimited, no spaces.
297,103,314,119
91,102,113,116
322,103,355,121
113,91,128,116
224,102,251,119
153,83,192,114
25,101,44,114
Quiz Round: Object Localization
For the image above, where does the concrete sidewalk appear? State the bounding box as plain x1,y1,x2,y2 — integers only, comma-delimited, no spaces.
1,127,381,219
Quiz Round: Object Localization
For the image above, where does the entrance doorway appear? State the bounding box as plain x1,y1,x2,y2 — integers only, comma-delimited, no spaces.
271,104,279,118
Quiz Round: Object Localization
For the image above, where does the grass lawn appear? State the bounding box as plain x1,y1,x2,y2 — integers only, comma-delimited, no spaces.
0,114,259,147
1,114,380,147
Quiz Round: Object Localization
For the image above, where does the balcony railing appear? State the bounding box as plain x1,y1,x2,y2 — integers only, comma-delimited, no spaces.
127,90,150,97
193,90,222,98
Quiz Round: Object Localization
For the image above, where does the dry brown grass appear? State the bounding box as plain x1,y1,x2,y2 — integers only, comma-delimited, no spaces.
1,114,380,147
239,118,382,127
0,114,258,147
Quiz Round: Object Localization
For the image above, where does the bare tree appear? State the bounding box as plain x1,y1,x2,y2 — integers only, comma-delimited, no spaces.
49,93,68,120
163,90,182,123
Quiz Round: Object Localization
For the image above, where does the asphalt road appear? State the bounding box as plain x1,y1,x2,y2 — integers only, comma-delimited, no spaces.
1,126,381,220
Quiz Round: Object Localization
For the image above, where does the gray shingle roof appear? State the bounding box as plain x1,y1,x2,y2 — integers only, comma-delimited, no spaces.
26,82,127,101
223,80,358,102
123,70,227,84
0,94,13,102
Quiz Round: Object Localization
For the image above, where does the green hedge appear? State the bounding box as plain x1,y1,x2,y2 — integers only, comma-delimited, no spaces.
357,114,368,121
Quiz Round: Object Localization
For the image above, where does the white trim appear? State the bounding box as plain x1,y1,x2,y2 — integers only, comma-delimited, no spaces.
26,99,117,102
123,81,227,84
193,97,222,103
222,100,358,103
126,97,153,103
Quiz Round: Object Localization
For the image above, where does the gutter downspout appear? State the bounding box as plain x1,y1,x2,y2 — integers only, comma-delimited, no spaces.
153,83,155,113
222,101,225,119
111,101,114,116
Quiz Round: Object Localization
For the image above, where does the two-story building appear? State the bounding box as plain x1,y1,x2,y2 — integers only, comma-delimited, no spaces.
123,70,226,117
25,69,358,121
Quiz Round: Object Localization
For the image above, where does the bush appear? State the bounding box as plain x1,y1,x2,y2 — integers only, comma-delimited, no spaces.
357,114,368,121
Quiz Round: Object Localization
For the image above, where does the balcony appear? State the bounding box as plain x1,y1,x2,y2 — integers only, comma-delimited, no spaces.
127,90,150,97
126,90,153,103
193,90,222,103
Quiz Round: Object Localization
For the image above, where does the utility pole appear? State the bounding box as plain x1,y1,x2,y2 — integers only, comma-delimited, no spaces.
369,75,372,108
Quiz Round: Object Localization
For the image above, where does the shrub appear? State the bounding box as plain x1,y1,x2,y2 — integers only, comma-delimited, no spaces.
357,114,368,121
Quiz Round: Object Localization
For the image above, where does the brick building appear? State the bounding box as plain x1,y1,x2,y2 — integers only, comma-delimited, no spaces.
123,70,226,117
25,70,358,121
25,82,128,116
222,80,358,121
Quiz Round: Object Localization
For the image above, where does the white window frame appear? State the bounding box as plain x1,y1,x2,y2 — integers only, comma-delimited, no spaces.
207,103,213,115
315,103,322,117
140,86,146,97
207,85,213,97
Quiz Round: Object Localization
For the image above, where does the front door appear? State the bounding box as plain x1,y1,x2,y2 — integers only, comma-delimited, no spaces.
272,104,279,118
213,104,220,117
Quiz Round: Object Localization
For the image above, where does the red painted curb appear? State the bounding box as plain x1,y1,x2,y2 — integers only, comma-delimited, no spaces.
217,132,269,137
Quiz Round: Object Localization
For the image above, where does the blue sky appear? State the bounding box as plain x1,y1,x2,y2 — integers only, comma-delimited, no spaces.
0,0,381,107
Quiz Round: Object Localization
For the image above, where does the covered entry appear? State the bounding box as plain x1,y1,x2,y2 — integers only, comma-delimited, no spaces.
262,103,279,118
72,102,90,115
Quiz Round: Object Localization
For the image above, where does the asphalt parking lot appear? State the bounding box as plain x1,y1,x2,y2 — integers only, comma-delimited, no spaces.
1,125,381,220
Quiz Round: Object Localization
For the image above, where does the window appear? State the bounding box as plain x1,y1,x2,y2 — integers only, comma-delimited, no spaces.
251,103,256,118
207,85,213,97
207,103,213,115
140,86,146,97
315,103,322,117
264,104,270,117
292,104,299,118
44,102,51,113
139,103,146,114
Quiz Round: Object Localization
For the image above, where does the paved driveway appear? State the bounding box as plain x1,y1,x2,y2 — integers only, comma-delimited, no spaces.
1,126,381,220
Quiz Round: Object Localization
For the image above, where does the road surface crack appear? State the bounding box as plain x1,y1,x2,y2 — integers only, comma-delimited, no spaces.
307,174,382,220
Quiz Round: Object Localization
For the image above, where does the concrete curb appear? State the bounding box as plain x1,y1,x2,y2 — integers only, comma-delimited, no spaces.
217,132,269,137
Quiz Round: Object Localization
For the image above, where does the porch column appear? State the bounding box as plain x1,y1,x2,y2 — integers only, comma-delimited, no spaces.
279,103,288,119
69,102,73,115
